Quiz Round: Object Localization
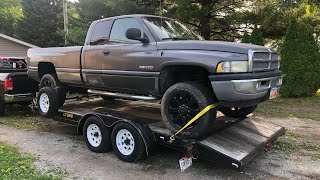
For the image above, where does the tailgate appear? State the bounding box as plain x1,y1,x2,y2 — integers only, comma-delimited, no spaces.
7,72,37,94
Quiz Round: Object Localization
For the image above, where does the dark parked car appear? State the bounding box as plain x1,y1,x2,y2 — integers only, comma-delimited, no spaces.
0,58,37,115
27,14,282,138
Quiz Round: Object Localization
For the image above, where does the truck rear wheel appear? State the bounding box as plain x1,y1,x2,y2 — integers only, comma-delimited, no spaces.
219,106,257,118
40,74,66,106
37,87,59,118
161,82,217,139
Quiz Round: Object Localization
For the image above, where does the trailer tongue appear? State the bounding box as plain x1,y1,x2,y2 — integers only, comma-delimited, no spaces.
55,98,285,171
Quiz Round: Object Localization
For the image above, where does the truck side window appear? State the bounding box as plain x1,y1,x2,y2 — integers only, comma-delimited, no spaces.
109,18,143,44
90,21,109,45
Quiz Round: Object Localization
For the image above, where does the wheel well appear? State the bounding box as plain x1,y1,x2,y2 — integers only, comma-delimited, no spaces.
158,65,212,95
38,62,56,80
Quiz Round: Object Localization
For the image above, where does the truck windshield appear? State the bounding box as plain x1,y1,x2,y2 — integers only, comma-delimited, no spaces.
143,17,203,41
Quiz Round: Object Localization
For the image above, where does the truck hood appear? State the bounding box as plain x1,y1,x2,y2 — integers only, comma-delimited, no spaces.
157,40,270,54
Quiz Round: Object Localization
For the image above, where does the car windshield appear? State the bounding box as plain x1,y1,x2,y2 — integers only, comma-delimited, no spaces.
143,17,203,41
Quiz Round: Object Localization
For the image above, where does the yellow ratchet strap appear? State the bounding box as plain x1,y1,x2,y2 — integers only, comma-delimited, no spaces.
168,103,220,143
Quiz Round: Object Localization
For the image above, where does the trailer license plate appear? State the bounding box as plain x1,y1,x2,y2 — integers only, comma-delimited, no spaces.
179,157,192,172
270,87,278,99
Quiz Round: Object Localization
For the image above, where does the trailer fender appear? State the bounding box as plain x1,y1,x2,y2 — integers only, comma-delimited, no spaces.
125,119,156,156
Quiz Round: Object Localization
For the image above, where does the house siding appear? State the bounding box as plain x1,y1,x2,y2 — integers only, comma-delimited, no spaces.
0,37,29,58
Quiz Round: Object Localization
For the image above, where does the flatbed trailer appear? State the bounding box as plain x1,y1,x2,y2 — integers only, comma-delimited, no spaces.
53,97,285,171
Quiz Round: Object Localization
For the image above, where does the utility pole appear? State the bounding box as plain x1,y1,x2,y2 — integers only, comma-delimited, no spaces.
63,0,68,45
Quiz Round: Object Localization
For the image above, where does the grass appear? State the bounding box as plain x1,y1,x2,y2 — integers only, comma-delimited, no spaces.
0,105,49,130
272,130,320,161
255,95,320,121
0,142,62,180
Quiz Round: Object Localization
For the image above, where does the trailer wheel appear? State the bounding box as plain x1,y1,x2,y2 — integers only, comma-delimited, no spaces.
0,102,5,116
219,106,257,118
101,96,115,101
83,116,111,153
37,87,59,118
111,122,146,162
161,82,217,139
40,74,66,106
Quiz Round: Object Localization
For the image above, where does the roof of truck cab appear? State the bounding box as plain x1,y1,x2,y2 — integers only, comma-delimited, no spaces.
93,14,169,23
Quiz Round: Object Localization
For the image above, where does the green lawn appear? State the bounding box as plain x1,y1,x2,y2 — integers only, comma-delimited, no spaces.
255,95,320,121
0,105,49,130
0,142,62,180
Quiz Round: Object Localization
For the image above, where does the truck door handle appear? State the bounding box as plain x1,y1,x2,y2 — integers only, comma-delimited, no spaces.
102,49,110,55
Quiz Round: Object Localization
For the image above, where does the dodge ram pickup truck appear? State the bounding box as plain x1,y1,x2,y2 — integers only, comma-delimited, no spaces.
27,14,282,138
0,58,37,115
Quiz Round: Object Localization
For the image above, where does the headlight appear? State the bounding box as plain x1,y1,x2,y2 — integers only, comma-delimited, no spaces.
216,61,248,73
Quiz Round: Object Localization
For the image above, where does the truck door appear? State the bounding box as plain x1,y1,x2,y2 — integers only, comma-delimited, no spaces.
81,20,112,88
102,17,158,95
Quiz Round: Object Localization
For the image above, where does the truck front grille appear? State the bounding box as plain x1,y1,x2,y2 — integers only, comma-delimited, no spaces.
249,50,280,72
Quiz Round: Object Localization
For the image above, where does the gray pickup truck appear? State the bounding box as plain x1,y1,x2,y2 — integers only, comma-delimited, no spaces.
27,14,282,138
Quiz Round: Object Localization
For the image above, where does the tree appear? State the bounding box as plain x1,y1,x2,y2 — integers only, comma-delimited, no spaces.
0,0,23,37
241,31,251,43
15,0,64,47
164,0,247,40
66,0,153,46
280,18,320,97
251,26,264,45
75,0,153,26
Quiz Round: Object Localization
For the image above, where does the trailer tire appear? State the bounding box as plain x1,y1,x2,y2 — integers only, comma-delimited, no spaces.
219,106,257,118
101,96,115,101
40,74,66,106
0,102,5,116
37,87,59,118
83,116,112,153
111,122,146,162
161,82,217,139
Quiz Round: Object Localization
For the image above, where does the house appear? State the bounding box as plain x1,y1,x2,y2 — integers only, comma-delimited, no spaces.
0,33,39,59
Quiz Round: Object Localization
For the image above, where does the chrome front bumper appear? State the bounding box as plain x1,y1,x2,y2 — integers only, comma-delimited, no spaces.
211,76,282,101
4,93,33,103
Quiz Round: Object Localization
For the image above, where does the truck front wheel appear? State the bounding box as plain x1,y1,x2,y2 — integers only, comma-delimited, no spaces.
219,106,257,118
161,82,217,139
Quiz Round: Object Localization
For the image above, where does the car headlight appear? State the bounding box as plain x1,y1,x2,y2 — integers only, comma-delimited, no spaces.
216,61,248,73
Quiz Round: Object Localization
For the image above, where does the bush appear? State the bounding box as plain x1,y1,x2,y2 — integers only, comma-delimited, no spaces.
251,25,264,46
280,18,320,97
241,31,251,43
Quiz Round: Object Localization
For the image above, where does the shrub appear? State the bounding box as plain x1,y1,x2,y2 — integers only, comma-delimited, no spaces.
280,18,320,97
251,25,264,46
241,31,251,43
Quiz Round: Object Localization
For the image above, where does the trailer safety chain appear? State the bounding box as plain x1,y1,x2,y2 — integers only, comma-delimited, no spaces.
168,103,220,143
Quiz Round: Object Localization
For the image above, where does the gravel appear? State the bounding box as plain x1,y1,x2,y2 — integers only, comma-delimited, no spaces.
0,116,319,180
